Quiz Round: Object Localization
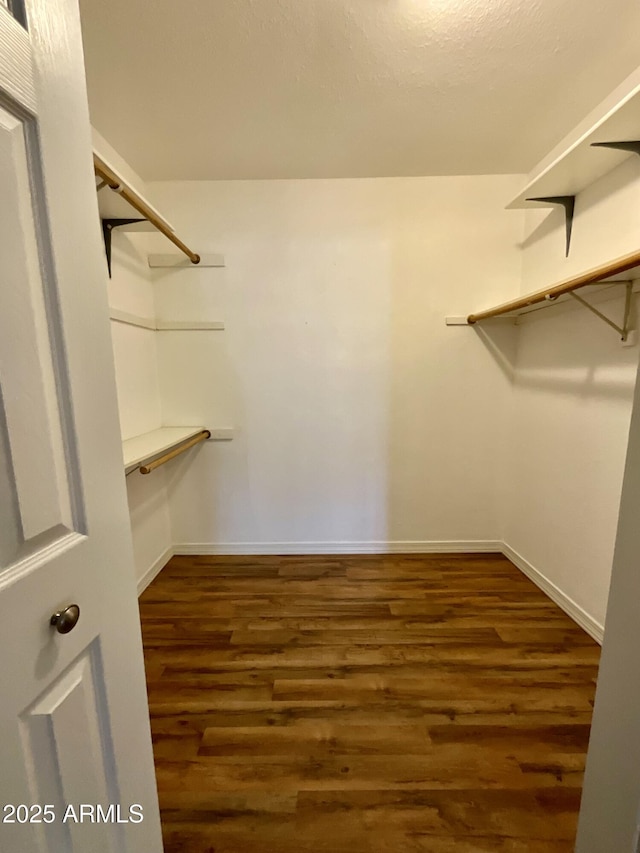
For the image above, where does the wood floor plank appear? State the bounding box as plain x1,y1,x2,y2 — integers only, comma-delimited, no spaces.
139,552,600,852
199,722,433,756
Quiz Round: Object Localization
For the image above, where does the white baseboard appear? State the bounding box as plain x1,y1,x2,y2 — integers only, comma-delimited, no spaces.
137,545,174,595
501,543,604,644
141,538,604,644
173,540,503,556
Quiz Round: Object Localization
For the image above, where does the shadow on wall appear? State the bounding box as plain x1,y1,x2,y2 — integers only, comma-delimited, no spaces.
472,323,518,381
519,204,565,253
109,229,151,280
473,307,639,400
514,365,636,400
515,296,639,401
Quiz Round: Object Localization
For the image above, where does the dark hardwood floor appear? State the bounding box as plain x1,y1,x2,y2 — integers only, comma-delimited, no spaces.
139,553,600,853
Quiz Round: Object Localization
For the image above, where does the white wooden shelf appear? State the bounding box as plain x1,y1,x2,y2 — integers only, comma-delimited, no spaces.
508,70,640,210
93,148,222,271
454,249,640,344
96,189,170,232
109,309,156,331
94,150,201,270
156,319,225,330
109,308,225,332
451,281,636,324
94,154,174,234
122,427,207,470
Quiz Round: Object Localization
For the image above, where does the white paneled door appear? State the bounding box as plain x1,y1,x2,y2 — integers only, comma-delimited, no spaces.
0,2,162,851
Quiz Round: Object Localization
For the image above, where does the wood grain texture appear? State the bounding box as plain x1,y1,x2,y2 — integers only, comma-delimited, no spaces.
139,553,600,852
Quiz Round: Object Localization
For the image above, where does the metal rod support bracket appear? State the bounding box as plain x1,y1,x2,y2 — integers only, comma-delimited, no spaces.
591,141,640,158
101,218,147,278
568,282,634,341
526,195,576,257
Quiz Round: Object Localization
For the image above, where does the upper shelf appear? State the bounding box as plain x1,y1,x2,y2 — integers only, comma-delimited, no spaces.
94,154,174,233
465,248,640,325
94,152,201,265
508,70,640,210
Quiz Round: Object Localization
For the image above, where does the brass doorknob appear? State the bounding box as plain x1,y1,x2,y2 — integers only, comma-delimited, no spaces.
50,604,80,634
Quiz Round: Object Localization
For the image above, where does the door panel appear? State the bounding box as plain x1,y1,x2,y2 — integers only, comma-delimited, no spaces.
0,0,163,850
20,643,125,853
0,388,22,566
0,103,78,552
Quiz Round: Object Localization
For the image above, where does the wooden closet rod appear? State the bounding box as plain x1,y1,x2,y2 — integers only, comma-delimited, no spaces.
93,154,201,265
467,248,640,324
140,430,210,475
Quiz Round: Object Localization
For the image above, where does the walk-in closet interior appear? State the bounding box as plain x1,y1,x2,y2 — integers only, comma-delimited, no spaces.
74,0,640,849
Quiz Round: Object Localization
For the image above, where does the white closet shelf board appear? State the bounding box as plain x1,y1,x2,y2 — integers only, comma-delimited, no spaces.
93,147,175,231
465,249,640,325
122,427,206,470
109,308,156,331
109,309,225,331
96,188,160,231
94,148,175,233
508,69,640,209
208,428,234,441
94,152,200,266
149,253,225,268
155,320,225,330
455,281,640,325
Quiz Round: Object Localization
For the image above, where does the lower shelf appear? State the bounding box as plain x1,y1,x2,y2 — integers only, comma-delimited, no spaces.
123,427,208,471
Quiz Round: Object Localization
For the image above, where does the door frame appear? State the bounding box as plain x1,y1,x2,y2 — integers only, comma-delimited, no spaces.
576,355,640,851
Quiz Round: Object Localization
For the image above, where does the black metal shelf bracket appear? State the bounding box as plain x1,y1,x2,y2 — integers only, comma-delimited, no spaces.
591,141,640,158
101,218,146,277
526,195,576,257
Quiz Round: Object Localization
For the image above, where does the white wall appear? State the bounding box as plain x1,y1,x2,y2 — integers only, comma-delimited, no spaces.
93,129,173,585
503,156,640,633
148,176,523,551
147,165,639,637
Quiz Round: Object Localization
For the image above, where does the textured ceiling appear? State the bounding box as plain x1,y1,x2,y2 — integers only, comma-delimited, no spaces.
79,0,640,180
